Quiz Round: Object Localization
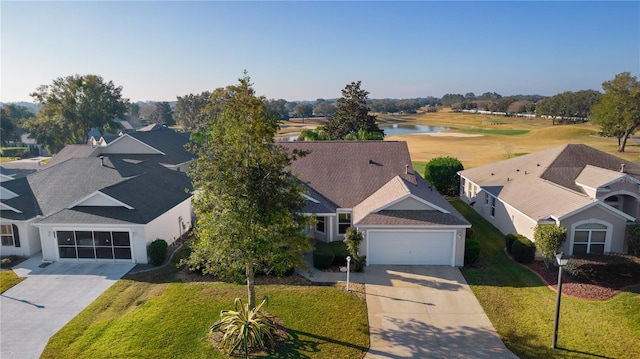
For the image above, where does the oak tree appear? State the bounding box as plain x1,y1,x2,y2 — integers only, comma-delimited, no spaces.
26,74,127,153
185,74,310,309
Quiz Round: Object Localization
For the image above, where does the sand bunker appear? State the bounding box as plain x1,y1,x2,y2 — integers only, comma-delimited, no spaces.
398,132,484,138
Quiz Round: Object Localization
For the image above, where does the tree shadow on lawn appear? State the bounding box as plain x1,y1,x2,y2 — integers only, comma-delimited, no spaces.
270,326,370,359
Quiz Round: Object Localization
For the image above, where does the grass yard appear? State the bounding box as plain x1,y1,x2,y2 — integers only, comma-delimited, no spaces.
451,200,640,359
0,270,24,293
380,111,640,169
41,256,369,359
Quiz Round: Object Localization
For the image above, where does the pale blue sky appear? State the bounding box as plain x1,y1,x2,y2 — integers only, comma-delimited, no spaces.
2,1,639,102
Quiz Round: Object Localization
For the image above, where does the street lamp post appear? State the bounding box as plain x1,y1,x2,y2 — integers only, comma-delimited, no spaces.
552,252,569,349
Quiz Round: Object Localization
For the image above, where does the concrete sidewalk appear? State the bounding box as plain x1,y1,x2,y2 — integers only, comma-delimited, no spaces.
1,254,134,359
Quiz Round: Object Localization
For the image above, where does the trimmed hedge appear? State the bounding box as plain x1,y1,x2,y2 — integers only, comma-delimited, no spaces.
328,241,350,265
148,239,168,266
313,242,335,270
0,147,27,157
464,239,481,266
511,235,535,263
505,233,520,254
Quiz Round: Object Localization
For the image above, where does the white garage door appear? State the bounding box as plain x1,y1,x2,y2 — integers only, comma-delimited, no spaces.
367,231,454,265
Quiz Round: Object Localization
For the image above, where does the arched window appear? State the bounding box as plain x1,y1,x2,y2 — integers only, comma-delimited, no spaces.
573,223,607,254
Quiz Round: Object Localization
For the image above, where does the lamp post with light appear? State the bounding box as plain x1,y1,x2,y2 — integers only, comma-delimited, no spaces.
552,252,569,349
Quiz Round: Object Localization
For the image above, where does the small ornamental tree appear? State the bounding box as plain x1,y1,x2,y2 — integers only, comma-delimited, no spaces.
344,227,364,271
625,222,640,256
423,156,464,197
534,224,567,268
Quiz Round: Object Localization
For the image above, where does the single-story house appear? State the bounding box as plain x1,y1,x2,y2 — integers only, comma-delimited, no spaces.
280,141,470,266
459,144,640,256
0,157,192,263
48,126,194,173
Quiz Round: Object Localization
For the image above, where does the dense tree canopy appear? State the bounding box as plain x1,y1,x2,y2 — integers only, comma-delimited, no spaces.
293,103,313,119
25,74,127,153
423,156,464,197
174,91,211,131
535,90,601,120
0,104,35,146
591,72,640,152
147,101,175,126
185,74,310,309
324,81,383,140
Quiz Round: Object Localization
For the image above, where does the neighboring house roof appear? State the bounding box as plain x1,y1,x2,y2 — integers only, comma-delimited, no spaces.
118,120,135,131
0,164,37,180
45,144,98,167
0,157,192,225
139,123,163,132
280,141,469,227
459,144,640,221
46,127,195,169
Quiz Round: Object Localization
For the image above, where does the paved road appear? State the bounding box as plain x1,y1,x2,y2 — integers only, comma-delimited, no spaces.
364,265,517,359
1,255,134,359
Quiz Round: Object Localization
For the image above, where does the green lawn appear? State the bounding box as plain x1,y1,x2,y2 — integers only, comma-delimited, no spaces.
452,200,640,359
0,270,24,293
41,256,369,358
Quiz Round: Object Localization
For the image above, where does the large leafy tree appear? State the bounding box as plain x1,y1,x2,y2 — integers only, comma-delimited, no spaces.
424,156,464,197
324,81,383,140
0,104,35,146
174,91,211,131
185,74,310,309
147,101,175,126
26,74,127,153
591,72,640,152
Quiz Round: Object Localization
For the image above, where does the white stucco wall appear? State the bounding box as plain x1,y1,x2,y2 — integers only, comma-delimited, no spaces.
0,221,40,257
144,197,192,246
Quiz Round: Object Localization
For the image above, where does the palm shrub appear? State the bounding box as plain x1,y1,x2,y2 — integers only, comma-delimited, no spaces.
211,297,276,358
344,227,365,271
534,224,567,268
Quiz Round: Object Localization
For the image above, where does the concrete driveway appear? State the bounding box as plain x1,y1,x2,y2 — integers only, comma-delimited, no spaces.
1,254,134,359
364,265,517,359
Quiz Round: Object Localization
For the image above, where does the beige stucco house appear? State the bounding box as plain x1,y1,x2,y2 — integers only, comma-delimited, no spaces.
459,144,639,256
281,141,470,266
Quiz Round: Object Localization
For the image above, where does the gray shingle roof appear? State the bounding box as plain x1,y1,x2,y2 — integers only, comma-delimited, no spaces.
44,144,98,168
1,157,192,225
280,141,418,208
123,128,194,166
281,141,469,227
459,144,640,221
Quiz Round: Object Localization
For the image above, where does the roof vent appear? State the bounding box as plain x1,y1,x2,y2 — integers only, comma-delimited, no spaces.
405,164,409,174
620,163,626,173
516,169,520,172
100,156,105,166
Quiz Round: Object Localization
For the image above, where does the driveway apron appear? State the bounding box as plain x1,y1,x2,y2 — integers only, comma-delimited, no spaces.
364,265,517,359
1,256,134,359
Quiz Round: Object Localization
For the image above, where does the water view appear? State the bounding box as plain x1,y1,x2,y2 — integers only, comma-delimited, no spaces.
381,124,450,136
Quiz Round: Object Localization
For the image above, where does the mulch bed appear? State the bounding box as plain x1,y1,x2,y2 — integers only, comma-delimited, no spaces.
520,257,640,301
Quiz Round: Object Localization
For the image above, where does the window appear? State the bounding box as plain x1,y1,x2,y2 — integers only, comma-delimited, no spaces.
484,192,489,206
1,224,19,247
315,216,325,233
573,223,607,254
338,213,351,234
490,196,496,217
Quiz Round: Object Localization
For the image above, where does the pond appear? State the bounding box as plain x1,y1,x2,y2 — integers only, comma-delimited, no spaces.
381,124,451,136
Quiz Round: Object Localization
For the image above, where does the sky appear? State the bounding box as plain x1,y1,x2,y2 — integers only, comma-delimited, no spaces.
1,1,639,103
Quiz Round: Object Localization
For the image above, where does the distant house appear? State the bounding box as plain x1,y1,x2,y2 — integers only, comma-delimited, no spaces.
49,127,194,173
0,157,192,263
281,141,470,266
459,144,640,256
